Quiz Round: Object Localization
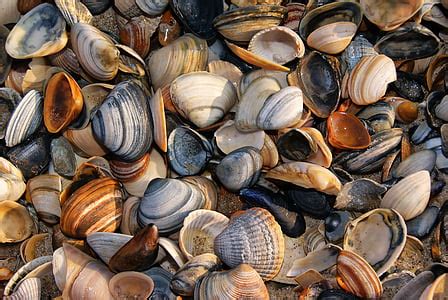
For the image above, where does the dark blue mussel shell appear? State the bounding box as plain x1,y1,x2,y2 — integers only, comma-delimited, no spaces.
285,186,334,219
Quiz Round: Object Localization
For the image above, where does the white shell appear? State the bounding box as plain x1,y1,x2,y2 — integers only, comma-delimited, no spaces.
307,21,358,54
214,120,265,155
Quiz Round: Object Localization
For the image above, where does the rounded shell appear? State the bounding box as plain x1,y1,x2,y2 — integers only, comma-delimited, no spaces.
0,201,34,243
109,271,154,300
214,207,285,280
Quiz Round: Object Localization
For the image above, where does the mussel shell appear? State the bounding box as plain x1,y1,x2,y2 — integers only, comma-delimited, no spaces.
167,127,212,176
318,289,360,300
171,0,222,40
406,205,439,238
50,137,76,178
374,23,440,61
92,80,153,162
240,187,306,237
296,51,340,118
7,134,51,179
426,91,446,128
80,0,111,15
357,101,395,133
335,178,386,212
285,187,333,219
0,25,11,85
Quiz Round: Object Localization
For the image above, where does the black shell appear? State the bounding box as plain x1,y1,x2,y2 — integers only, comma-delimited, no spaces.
324,210,352,243
277,129,316,161
406,205,440,238
426,91,445,128
392,71,426,102
81,0,111,15
285,186,333,219
318,289,360,300
0,25,11,85
0,88,21,140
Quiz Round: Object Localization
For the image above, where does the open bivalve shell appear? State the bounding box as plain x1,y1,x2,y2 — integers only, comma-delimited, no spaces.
0,201,34,243
109,271,154,300
214,207,284,281
0,157,26,202
344,208,407,276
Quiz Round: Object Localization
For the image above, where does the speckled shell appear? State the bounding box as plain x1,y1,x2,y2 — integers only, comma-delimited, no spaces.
0,88,21,140
60,177,123,239
214,207,285,280
195,264,269,300
336,250,383,298
92,80,153,162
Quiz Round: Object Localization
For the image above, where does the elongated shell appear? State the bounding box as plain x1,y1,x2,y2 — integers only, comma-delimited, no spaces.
214,207,284,280
336,250,383,298
92,80,153,162
4,90,42,147
71,23,120,81
380,171,431,220
60,177,123,238
195,264,269,300
5,4,68,59
170,72,237,128
148,34,208,90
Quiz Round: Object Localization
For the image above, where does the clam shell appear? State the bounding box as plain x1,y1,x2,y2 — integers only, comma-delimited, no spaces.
86,232,132,265
71,23,120,81
3,277,41,300
248,26,305,64
239,69,288,97
325,211,353,243
327,111,371,150
214,207,285,280
120,16,159,59
92,80,153,162
0,0,20,25
110,149,166,197
5,4,68,59
20,233,50,263
212,5,287,43
419,273,447,300
195,264,269,299
148,34,208,90
182,176,218,211
50,137,77,178
303,227,327,255
407,205,440,238
64,123,109,158
60,177,123,238
380,170,431,220
55,0,93,26
266,162,342,196
4,90,42,147
335,178,386,212
144,267,176,300
394,270,435,300
348,54,397,106
393,150,436,178
301,127,332,168
70,261,114,299
120,196,141,235
170,72,237,128
27,174,62,224
357,101,395,133
48,47,82,77
307,22,358,55
0,25,11,85
0,201,34,243
137,178,205,234
179,210,229,260
109,271,154,300
287,244,340,277
114,0,144,19
214,120,265,155
0,158,26,202
149,88,167,152
207,60,243,89
136,0,169,15
216,146,263,192
340,35,376,73
344,209,407,276
0,88,21,139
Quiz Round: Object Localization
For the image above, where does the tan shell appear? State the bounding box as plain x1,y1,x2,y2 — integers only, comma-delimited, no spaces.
214,120,266,154
0,158,26,202
348,55,397,106
109,271,154,300
307,21,358,55
195,264,269,300
419,273,448,300
27,174,62,224
287,244,340,277
266,162,342,195
0,201,34,243
70,261,114,299
120,196,142,235
20,233,50,263
149,88,168,152
214,208,285,280
380,170,431,220
301,127,333,168
179,210,229,260
0,0,20,25
207,60,243,89
260,134,279,169
54,0,93,26
64,123,109,158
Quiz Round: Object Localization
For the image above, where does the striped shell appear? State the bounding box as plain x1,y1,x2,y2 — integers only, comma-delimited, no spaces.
120,16,159,58
27,174,62,224
55,0,93,26
214,207,285,280
60,177,123,239
136,0,169,15
4,278,41,300
336,250,383,299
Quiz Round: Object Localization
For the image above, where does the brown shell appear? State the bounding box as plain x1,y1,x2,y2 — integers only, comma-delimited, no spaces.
119,16,159,59
327,112,371,150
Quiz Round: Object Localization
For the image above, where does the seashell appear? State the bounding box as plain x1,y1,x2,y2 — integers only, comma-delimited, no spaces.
375,23,440,61
336,250,383,299
120,16,159,59
335,178,386,212
120,197,141,235
92,80,153,162
136,0,168,15
380,170,431,220
0,201,34,243
260,134,279,168
393,150,436,179
239,69,288,97
27,174,62,224
318,289,360,300
214,207,284,280
171,253,221,296
214,120,265,155
284,186,333,219
182,176,218,211
70,260,114,299
277,128,317,161
284,3,306,31
287,244,340,277
50,137,76,178
0,0,21,25
336,128,403,174
240,187,306,237
215,146,263,192
116,43,147,77
427,92,448,128
20,233,50,263
167,127,212,176
303,227,327,255
0,159,26,202
44,72,83,134
340,35,376,74
0,25,11,85
299,2,362,54
344,209,407,276
407,205,440,238
5,4,68,59
4,63,27,94
3,277,41,300
392,71,425,103
109,224,159,272
357,101,395,133
382,271,416,299
148,34,208,90
148,88,168,152
266,162,341,196
248,26,305,64
55,0,93,26
360,0,423,31
325,211,353,243
114,0,144,19
231,0,282,6
171,0,223,40
109,271,154,300
60,177,123,238
419,273,447,300
143,267,177,300
170,72,237,128
179,210,229,260
394,270,435,300
327,112,371,150
64,124,108,158
158,10,181,46
7,134,51,179
300,127,332,168
80,0,111,14
195,264,269,299
138,178,205,234
110,149,166,197
0,88,21,139
71,23,120,81
348,54,397,106
207,60,243,89
294,51,341,118
86,232,132,265
212,5,287,43
49,46,82,77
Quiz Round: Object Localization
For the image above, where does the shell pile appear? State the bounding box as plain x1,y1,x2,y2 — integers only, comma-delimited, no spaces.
0,0,448,299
